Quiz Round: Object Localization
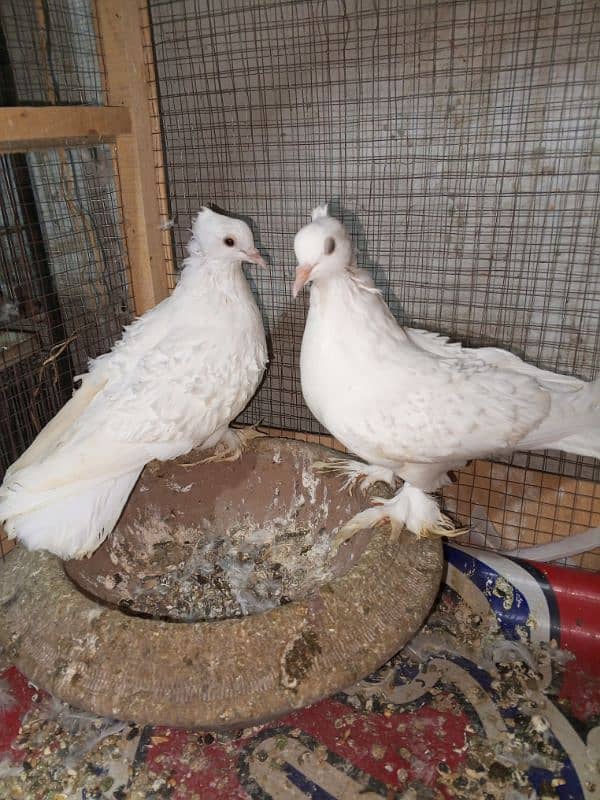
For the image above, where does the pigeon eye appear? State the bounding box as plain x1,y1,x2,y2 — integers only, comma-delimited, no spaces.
224,237,235,247
324,236,336,255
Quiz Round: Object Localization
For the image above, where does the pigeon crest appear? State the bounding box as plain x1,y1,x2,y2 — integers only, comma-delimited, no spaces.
311,204,329,221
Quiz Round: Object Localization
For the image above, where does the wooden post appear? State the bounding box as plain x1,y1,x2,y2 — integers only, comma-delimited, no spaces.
139,0,177,289
94,0,171,314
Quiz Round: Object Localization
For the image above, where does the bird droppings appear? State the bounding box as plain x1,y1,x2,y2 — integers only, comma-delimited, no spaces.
342,589,599,800
529,714,550,734
280,629,322,690
164,479,193,494
491,576,515,611
0,585,596,800
3,437,442,733
65,439,370,622
81,506,337,621
0,692,132,800
271,448,282,464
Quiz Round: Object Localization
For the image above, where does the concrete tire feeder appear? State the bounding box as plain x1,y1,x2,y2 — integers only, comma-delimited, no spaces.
0,438,443,728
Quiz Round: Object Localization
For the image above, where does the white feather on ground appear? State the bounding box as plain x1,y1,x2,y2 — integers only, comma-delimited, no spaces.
0,207,268,558
293,205,600,548
39,696,128,768
502,527,600,563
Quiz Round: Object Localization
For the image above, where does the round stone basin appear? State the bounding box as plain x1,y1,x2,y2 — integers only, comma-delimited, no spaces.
0,437,442,729
65,437,376,622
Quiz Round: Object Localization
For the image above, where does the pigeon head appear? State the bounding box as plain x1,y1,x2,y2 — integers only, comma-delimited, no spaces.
292,205,353,297
189,207,266,266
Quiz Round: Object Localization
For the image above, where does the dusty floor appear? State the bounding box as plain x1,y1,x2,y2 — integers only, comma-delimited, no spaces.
1,544,598,800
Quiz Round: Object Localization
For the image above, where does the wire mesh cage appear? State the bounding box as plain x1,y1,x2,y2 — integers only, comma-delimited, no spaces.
0,0,105,106
0,0,598,568
0,2,133,557
0,146,133,557
145,0,600,567
0,146,132,477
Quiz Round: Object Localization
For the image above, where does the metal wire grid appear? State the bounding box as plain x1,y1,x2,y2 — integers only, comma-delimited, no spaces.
138,0,179,285
147,0,600,483
0,0,105,106
0,145,133,556
0,0,596,566
442,458,600,569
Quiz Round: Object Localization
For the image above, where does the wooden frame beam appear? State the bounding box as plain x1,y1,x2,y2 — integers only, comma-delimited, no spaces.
0,106,131,152
0,4,173,317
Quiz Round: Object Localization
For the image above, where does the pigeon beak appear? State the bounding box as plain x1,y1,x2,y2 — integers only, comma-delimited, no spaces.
293,265,313,298
243,248,267,268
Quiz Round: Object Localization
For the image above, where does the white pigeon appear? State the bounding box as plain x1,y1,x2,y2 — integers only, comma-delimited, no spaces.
0,207,268,559
293,205,600,548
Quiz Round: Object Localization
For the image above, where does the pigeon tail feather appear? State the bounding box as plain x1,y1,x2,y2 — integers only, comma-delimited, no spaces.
4,376,105,481
522,378,600,458
2,469,141,559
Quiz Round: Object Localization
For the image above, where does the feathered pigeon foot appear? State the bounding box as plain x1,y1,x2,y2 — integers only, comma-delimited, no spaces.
332,483,465,550
201,425,265,464
180,426,266,468
312,458,396,494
